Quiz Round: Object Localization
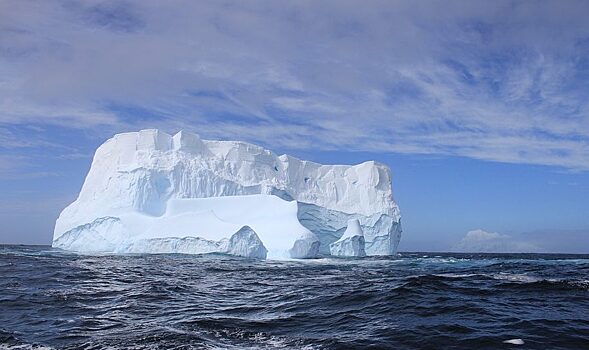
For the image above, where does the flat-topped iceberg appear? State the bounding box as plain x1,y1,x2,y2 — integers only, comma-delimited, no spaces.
53,129,402,258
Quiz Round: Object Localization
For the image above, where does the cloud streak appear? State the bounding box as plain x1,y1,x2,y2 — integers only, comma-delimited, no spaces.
1,0,589,169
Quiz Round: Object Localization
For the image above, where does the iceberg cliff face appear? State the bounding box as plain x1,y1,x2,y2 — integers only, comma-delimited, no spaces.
53,129,402,258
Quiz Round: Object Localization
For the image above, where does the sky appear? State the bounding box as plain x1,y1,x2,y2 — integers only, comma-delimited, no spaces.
0,0,588,252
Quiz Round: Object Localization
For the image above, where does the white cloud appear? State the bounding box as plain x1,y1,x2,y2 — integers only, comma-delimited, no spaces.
1,1,589,169
453,229,540,253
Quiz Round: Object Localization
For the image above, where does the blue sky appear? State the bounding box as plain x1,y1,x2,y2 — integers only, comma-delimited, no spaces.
0,0,588,252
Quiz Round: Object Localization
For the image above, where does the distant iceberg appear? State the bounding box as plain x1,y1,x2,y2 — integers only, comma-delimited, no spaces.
53,129,402,259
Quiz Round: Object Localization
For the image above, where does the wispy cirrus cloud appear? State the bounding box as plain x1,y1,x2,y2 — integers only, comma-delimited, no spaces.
0,126,87,178
1,0,589,169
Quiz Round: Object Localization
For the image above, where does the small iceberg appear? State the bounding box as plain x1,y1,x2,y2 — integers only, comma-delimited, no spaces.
329,219,366,257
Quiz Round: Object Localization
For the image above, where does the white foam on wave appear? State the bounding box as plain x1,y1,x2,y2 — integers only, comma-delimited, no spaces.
492,273,540,283
204,329,319,350
417,257,473,265
491,274,589,290
503,338,525,345
284,256,404,266
0,344,54,350
433,273,480,278
570,279,589,290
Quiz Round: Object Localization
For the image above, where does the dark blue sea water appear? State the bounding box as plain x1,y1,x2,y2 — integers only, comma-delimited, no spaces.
1,245,588,349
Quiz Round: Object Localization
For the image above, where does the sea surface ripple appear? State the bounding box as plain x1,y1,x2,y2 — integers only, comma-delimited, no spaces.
1,245,588,349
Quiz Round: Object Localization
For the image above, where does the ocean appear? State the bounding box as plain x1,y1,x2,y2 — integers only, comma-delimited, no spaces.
1,245,588,349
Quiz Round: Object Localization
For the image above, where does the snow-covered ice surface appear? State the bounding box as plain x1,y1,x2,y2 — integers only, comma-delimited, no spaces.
53,129,402,258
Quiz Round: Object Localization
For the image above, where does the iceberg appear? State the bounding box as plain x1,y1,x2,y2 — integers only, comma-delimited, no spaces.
330,219,366,257
225,226,268,259
53,129,402,258
288,231,321,259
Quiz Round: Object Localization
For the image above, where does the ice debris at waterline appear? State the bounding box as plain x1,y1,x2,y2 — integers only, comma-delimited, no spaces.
53,129,402,259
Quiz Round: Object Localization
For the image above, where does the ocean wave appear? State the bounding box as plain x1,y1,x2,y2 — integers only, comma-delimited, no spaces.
0,331,54,350
1,246,588,349
492,272,541,283
0,344,54,350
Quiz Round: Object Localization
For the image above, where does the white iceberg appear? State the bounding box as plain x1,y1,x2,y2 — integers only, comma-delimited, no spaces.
53,129,402,259
288,231,321,259
330,219,366,257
